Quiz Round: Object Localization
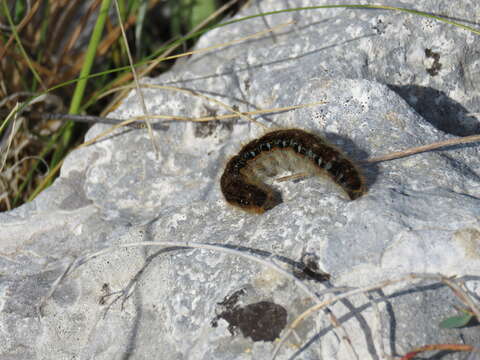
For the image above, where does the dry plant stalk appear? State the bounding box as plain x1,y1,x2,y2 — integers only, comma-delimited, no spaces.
30,98,328,199
271,273,479,359
113,0,158,156
101,0,256,115
365,134,480,163
400,344,479,360
37,238,480,360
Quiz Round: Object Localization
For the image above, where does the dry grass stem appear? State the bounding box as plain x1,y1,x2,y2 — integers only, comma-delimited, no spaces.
7,156,49,179
327,310,359,360
103,0,241,114
29,99,326,199
101,20,295,116
270,257,359,359
150,19,294,63
113,0,158,156
366,134,480,163
138,100,327,122
0,103,20,173
144,84,268,129
99,81,326,125
0,0,41,60
441,277,480,321
271,273,473,359
140,0,242,76
400,344,479,360
275,172,309,182
56,1,102,75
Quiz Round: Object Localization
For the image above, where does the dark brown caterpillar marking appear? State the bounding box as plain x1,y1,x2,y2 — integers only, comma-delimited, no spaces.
220,129,366,213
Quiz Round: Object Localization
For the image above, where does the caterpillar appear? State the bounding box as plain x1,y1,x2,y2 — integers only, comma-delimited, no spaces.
220,129,366,213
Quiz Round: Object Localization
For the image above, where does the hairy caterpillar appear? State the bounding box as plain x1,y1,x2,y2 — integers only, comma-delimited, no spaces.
220,129,366,213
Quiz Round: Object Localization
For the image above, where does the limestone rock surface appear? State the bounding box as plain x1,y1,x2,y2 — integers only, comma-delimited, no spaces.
1,1,480,359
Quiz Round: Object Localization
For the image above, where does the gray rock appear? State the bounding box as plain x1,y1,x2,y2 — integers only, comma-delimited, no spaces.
1,1,480,359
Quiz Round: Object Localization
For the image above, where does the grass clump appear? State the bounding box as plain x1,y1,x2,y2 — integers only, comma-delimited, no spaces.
0,0,238,212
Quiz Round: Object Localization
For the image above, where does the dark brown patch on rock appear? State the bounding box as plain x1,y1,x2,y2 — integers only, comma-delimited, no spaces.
212,291,287,342
214,301,287,342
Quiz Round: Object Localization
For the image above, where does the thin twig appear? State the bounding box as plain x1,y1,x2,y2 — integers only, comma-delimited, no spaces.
0,0,32,30
31,100,327,129
38,113,143,128
365,134,480,163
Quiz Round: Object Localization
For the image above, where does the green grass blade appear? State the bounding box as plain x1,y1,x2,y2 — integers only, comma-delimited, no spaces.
17,0,114,204
134,0,148,57
219,5,480,36
439,313,474,329
15,3,480,205
69,0,114,115
1,1,44,88
52,0,114,164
